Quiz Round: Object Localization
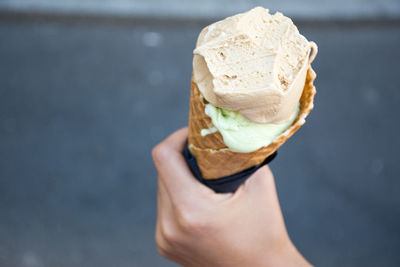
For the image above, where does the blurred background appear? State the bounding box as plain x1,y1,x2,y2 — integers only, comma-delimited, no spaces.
0,0,400,266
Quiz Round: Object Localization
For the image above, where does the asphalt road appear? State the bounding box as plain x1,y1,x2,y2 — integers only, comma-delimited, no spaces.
0,19,399,267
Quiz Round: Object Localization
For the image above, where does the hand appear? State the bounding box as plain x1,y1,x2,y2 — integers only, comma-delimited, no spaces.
152,128,311,267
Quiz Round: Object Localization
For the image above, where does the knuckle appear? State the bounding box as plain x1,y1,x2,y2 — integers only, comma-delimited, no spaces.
156,242,170,258
176,207,209,234
155,227,171,256
160,222,179,244
152,143,169,166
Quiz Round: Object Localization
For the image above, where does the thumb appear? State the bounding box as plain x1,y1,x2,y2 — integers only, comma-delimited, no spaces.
241,165,278,197
240,165,286,225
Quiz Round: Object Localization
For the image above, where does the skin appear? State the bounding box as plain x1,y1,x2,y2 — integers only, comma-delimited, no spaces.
152,127,312,267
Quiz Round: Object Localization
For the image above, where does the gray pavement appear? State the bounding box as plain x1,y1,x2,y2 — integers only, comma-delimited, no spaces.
0,18,400,267
1,0,400,21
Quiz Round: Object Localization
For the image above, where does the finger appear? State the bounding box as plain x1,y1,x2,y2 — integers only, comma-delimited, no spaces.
157,177,174,227
159,127,188,153
156,179,194,266
157,177,176,246
152,128,214,202
156,180,173,255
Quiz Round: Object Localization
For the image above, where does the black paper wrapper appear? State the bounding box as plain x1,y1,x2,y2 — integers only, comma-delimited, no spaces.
183,142,277,193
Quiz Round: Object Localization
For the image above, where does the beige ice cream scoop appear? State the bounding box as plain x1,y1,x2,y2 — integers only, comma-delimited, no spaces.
187,7,318,179
193,6,317,124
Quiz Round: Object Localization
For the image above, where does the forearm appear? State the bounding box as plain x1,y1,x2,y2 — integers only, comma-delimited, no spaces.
263,241,312,267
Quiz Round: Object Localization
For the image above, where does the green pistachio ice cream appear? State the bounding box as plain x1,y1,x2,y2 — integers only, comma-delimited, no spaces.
201,104,299,153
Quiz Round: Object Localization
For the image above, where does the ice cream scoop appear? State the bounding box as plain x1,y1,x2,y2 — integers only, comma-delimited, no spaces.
193,6,316,124
201,104,299,153
186,6,318,181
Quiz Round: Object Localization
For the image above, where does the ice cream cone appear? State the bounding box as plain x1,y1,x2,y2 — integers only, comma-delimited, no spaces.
188,65,317,179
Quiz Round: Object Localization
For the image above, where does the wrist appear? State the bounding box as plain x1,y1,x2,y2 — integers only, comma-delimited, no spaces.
263,240,312,267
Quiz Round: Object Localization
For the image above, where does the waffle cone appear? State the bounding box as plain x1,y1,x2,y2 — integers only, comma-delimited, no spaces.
188,65,317,179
